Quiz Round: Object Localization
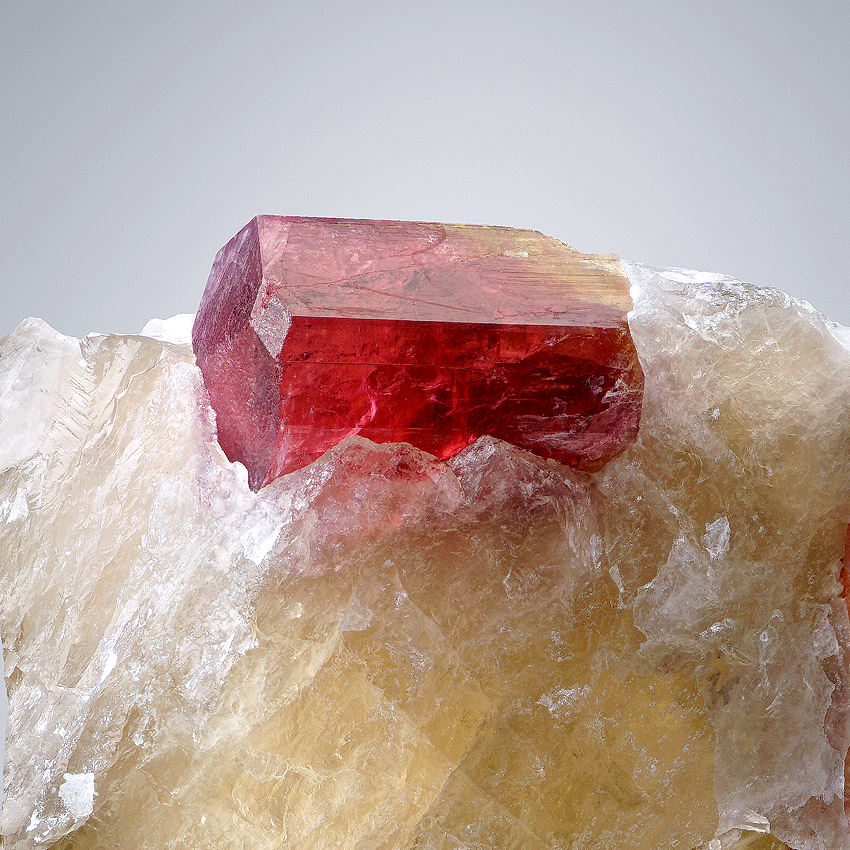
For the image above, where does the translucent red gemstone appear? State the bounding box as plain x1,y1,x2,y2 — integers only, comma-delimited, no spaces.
192,216,644,490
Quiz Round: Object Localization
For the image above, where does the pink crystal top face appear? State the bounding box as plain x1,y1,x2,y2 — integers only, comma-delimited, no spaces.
192,216,644,490
254,216,631,326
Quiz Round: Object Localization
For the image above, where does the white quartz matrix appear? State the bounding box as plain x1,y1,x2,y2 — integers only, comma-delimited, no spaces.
0,265,849,850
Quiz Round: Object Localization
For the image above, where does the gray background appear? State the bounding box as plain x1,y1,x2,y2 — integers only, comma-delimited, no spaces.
1,1,848,338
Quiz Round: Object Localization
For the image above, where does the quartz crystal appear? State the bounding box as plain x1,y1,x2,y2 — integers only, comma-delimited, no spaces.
192,217,644,489
1,250,849,850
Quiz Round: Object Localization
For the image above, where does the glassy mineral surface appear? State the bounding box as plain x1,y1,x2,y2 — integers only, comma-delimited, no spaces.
1,263,849,850
192,217,644,489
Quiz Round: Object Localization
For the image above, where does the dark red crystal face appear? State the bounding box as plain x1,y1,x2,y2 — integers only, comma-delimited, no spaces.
192,216,644,490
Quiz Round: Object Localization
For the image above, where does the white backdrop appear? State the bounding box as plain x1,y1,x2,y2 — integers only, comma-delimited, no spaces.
1,1,847,336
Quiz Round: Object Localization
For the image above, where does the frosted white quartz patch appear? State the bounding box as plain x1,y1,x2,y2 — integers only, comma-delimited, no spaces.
58,774,94,822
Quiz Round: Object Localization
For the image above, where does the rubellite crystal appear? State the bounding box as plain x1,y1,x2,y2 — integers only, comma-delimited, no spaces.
1,251,850,850
191,216,644,489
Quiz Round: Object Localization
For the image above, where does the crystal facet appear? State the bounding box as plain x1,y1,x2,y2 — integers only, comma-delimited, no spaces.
192,217,644,488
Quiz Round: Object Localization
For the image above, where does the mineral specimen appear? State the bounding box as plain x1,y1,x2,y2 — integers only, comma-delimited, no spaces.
192,216,644,489
1,241,849,850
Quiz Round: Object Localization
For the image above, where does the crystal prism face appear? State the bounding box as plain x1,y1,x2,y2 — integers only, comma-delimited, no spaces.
192,216,643,489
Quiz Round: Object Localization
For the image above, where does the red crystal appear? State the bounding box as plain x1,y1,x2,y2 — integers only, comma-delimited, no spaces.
192,216,644,490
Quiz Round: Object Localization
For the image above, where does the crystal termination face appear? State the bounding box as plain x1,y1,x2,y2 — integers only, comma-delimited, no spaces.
192,216,644,489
